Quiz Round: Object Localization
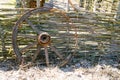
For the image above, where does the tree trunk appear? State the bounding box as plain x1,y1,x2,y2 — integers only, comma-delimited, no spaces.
66,0,69,12
84,0,86,9
93,0,97,12
108,0,114,13
112,0,119,13
116,1,120,19
40,0,45,7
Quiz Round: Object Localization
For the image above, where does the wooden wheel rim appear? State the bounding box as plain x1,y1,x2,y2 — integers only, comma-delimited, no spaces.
12,7,77,67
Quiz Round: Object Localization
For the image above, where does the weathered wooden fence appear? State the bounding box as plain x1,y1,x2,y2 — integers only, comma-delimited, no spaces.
0,1,120,63
0,7,120,59
0,8,32,58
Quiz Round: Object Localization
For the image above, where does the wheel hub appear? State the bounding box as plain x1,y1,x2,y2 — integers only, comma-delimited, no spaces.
38,32,51,47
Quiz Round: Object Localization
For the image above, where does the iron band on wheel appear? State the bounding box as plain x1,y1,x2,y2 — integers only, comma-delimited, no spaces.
12,7,77,67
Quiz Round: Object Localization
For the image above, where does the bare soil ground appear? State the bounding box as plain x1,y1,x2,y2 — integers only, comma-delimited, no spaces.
0,59,120,80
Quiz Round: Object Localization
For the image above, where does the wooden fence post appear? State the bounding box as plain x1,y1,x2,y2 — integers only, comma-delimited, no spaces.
37,0,40,8
116,1,120,19
93,0,97,12
66,0,69,12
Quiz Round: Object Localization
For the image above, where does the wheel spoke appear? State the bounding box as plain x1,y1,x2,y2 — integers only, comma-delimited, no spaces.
50,46,63,59
32,45,41,62
59,54,72,67
25,19,40,34
20,42,37,53
44,47,49,66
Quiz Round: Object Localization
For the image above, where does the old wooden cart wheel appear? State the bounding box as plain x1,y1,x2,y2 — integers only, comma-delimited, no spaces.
12,7,77,67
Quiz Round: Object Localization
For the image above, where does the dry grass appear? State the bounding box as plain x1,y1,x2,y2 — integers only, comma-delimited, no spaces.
0,59,120,80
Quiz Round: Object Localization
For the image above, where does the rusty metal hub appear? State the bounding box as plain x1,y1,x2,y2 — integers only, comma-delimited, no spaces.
38,32,51,47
